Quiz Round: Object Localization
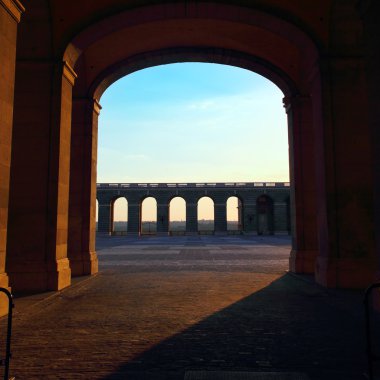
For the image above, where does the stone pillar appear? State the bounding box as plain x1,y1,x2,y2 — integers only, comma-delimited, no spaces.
186,202,198,235
359,0,380,283
214,203,227,235
237,198,244,231
312,55,377,288
157,203,169,235
7,61,76,292
273,201,288,235
67,98,100,276
242,200,256,234
97,202,112,234
0,0,24,312
285,95,319,274
127,203,141,235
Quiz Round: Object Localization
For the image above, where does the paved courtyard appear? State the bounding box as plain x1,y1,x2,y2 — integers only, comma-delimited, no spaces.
0,235,370,379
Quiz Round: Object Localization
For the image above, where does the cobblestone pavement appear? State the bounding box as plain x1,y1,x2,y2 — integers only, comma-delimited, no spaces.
0,235,368,379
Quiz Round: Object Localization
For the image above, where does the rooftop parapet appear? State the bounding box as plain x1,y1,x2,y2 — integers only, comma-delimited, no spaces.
97,182,290,189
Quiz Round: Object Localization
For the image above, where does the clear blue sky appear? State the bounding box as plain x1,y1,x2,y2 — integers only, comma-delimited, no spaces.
97,63,289,220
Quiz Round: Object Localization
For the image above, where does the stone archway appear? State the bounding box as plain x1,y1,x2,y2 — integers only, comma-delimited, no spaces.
140,196,157,235
65,4,320,280
197,196,215,234
3,1,377,293
169,197,186,235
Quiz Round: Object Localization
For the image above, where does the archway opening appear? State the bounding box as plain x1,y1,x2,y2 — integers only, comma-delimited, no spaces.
112,197,128,235
169,197,186,235
256,195,274,235
141,197,157,235
227,196,243,233
97,63,288,183
96,63,290,238
198,196,214,234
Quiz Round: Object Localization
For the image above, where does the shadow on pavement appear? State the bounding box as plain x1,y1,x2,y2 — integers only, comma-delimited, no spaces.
101,274,367,380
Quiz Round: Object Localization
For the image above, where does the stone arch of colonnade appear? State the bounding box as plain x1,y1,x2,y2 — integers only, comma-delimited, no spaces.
197,196,215,234
140,197,157,235
111,197,128,235
98,191,262,236
2,1,378,299
226,196,243,233
169,197,186,235
62,4,323,287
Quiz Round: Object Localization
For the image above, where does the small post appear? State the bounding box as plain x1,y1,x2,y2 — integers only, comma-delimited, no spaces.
0,287,14,380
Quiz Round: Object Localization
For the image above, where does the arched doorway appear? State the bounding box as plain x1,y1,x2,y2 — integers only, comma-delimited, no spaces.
141,197,157,235
198,197,214,234
5,1,376,292
112,197,128,235
169,197,186,235
256,195,274,235
227,196,243,234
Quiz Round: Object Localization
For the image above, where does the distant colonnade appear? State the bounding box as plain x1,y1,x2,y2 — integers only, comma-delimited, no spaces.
97,182,291,236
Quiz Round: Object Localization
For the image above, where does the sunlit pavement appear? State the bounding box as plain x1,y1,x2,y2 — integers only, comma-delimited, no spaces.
1,235,367,379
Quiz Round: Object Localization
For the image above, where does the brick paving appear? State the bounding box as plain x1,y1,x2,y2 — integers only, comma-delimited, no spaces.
0,235,369,379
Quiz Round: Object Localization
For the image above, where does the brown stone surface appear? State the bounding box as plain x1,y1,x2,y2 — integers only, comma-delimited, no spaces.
0,0,23,314
68,98,99,277
6,62,74,292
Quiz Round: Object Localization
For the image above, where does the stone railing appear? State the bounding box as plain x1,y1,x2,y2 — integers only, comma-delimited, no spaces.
97,182,290,189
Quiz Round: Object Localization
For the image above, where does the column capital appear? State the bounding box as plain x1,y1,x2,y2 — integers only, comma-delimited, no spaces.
283,94,310,114
62,61,77,86
72,97,102,115
0,0,24,23
93,99,102,115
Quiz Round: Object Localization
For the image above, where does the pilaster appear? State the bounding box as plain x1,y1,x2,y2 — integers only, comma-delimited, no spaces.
98,202,112,235
0,0,23,311
242,201,256,234
186,202,198,235
284,94,318,274
67,97,100,276
214,203,227,235
311,55,376,287
157,203,169,235
128,203,141,235
7,60,75,292
359,0,380,283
